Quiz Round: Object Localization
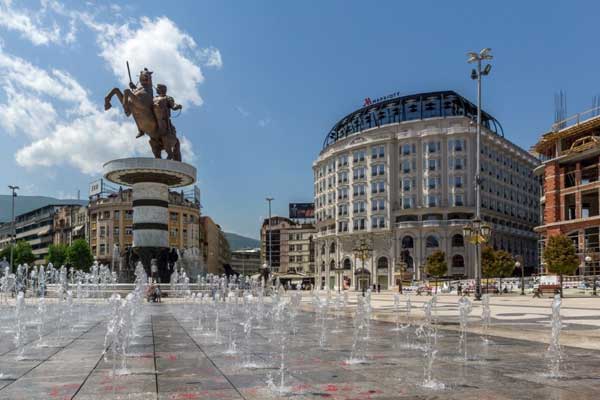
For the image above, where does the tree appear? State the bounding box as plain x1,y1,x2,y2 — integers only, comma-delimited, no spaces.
47,243,69,266
481,246,497,293
67,239,94,271
0,241,36,270
493,250,514,295
544,234,579,298
425,250,447,294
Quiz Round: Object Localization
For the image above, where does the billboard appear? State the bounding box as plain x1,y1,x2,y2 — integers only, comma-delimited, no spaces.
289,203,315,219
89,179,103,197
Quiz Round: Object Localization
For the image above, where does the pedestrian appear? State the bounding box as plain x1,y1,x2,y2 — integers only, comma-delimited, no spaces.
457,283,462,296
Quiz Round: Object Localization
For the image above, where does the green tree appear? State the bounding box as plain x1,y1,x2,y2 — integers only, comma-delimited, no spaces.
493,250,514,295
544,234,579,298
46,243,69,266
425,250,447,294
67,239,94,271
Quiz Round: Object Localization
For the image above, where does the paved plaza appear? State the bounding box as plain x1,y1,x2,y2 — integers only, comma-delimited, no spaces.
0,293,599,399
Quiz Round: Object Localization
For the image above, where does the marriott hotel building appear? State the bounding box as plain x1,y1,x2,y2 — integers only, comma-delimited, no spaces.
313,90,540,290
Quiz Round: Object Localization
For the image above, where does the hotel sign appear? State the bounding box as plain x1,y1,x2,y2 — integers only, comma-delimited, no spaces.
363,91,401,107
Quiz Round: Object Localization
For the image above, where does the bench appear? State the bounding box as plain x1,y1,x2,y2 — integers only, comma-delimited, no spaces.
533,284,560,297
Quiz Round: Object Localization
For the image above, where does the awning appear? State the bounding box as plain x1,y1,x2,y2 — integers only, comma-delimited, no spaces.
37,226,51,236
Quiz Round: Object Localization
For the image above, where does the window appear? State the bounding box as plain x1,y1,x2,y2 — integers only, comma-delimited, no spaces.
402,160,415,173
372,199,385,211
289,244,295,251
451,234,464,247
338,221,349,232
99,226,106,237
114,210,120,220
113,227,120,236
426,235,439,248
402,196,415,209
401,143,416,155
125,226,133,235
338,171,348,183
371,216,385,229
338,204,348,216
450,175,463,188
353,184,366,197
371,181,385,194
425,195,439,207
424,141,440,153
371,145,385,159
425,158,440,171
353,218,366,231
448,139,465,152
125,210,133,219
402,178,415,192
338,187,349,200
452,255,465,269
103,211,110,219
338,154,348,167
353,167,366,180
353,150,366,163
353,201,366,213
371,164,385,176
424,176,441,190
401,236,414,249
449,157,465,170
99,244,106,255
452,194,464,206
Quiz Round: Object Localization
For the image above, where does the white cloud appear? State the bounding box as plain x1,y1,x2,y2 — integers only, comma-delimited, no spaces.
198,47,223,69
0,0,76,45
258,117,272,127
84,16,208,108
236,106,250,118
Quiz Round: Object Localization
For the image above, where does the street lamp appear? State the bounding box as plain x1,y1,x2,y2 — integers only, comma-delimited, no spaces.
8,185,19,271
466,48,492,301
515,260,524,296
585,255,596,296
463,218,491,300
353,237,373,293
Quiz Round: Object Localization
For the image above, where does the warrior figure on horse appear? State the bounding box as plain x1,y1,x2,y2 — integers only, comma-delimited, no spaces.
104,64,182,161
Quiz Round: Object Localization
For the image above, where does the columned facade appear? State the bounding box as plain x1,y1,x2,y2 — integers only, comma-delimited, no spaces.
314,91,539,289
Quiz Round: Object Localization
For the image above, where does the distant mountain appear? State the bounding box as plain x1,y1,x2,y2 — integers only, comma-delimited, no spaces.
0,195,87,223
225,232,260,251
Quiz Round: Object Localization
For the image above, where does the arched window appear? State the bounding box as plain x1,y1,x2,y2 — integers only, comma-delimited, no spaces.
452,255,465,269
321,243,326,255
451,234,464,247
377,257,388,269
329,242,336,254
426,235,439,248
330,259,335,269
343,258,352,270
401,236,414,249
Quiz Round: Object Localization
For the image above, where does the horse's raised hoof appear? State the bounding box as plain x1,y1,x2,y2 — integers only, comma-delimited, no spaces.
104,100,112,111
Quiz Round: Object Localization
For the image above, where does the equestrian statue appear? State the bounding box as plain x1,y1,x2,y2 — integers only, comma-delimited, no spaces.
104,63,182,161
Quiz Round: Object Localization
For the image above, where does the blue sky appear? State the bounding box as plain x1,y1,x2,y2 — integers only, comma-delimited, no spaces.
0,0,599,238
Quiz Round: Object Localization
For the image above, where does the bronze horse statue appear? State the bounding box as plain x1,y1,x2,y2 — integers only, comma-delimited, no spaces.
104,68,181,161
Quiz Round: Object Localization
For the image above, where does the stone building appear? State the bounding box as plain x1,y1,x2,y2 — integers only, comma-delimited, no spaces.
532,107,600,276
313,90,540,290
200,216,231,275
88,188,201,267
230,248,261,276
260,217,316,274
53,205,88,246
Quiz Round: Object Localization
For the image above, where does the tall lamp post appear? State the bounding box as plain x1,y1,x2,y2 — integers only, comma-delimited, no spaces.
516,260,524,295
266,197,274,273
466,48,492,302
585,255,596,296
353,237,373,292
8,185,19,271
463,219,491,301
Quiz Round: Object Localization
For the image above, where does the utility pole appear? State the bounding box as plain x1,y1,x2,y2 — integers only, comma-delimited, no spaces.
266,197,274,273
8,185,19,271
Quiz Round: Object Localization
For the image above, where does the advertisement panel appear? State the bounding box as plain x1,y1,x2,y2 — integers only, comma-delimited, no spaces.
89,179,103,197
289,203,315,219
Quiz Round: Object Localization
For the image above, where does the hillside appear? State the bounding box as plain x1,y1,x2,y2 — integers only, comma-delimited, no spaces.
224,232,260,251
0,195,87,223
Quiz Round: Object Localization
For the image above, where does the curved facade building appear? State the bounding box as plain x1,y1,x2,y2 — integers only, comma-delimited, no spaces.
313,90,540,290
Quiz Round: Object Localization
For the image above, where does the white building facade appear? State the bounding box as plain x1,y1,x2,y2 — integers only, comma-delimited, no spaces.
313,91,539,290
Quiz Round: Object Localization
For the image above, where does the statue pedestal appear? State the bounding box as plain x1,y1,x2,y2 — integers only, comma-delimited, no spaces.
103,158,196,282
